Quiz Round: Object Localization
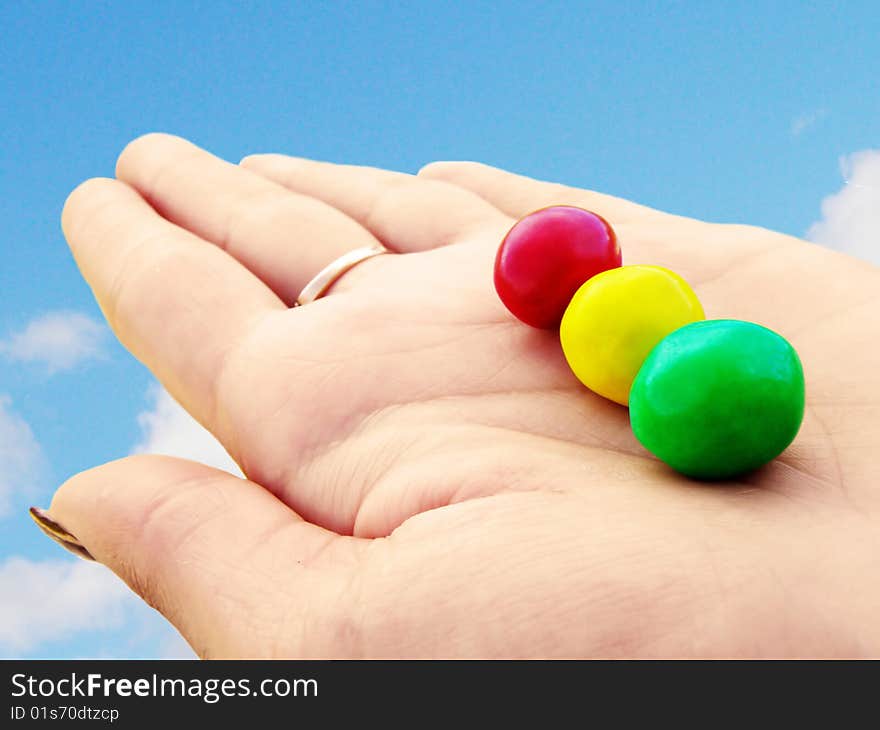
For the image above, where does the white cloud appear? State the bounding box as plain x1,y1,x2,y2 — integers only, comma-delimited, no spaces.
0,311,106,373
807,149,880,265
0,395,46,517
791,108,828,137
132,383,241,475
0,556,195,658
0,381,234,657
9,382,237,659
1,378,234,659
0,557,129,655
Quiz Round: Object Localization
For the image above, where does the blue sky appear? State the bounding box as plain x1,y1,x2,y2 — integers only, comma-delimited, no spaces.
0,1,877,658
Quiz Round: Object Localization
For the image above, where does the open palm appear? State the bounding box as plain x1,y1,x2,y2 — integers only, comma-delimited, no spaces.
50,134,880,657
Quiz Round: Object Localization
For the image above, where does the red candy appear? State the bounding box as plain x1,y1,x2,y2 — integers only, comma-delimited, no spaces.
493,206,621,329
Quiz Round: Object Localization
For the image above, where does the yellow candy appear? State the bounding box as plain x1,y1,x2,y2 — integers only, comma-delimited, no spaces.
560,265,704,405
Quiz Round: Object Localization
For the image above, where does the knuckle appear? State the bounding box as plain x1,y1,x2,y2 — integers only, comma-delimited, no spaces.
115,131,182,177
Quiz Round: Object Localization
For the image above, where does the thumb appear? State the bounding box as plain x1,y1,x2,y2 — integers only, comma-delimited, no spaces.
32,454,363,657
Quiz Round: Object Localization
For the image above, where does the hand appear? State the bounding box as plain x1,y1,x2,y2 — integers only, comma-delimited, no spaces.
47,134,880,657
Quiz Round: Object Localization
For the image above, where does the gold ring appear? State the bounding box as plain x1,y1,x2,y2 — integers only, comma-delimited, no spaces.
294,244,388,306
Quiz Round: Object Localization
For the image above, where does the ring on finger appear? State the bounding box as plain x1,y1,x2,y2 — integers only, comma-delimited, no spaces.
294,243,389,306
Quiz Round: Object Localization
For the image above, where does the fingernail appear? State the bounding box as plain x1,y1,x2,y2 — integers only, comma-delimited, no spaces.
29,506,95,562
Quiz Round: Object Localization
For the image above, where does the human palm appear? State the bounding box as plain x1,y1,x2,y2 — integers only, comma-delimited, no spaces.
49,134,880,657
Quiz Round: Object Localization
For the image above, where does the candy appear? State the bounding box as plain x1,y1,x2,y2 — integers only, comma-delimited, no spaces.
560,265,704,405
494,206,621,329
629,319,805,480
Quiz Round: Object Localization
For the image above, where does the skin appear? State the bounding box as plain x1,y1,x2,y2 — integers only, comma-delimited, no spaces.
48,133,880,658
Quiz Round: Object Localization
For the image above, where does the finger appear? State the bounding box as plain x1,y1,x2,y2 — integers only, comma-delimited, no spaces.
62,177,283,435
240,154,509,250
46,455,365,658
116,133,384,305
418,160,661,225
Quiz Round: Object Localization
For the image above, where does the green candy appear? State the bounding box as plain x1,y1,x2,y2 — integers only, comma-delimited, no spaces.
629,319,805,480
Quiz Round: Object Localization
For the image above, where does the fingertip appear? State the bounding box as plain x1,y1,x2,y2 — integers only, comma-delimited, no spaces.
115,132,196,183
238,153,270,167
49,454,150,523
60,176,121,241
239,153,307,172
28,506,95,562
419,159,496,178
417,160,471,178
